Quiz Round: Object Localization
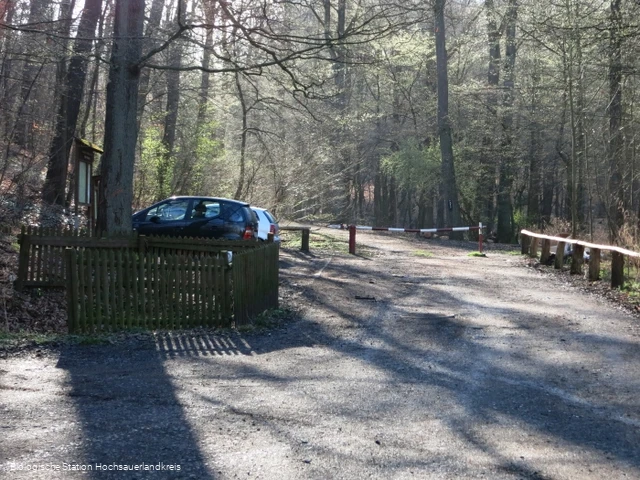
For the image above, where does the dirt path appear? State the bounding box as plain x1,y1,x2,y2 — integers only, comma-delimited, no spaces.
1,228,639,479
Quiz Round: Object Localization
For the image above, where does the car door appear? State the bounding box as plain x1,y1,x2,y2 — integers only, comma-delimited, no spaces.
133,198,192,236
183,199,225,238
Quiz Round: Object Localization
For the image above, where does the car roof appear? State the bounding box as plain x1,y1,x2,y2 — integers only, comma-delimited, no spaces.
168,196,250,207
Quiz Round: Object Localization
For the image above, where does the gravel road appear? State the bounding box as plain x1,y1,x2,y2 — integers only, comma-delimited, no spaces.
1,227,639,479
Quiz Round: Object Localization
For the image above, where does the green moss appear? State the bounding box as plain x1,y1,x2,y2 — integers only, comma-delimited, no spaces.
413,250,434,258
468,251,487,257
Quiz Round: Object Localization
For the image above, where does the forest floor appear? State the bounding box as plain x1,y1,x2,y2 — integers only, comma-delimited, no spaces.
1,226,639,479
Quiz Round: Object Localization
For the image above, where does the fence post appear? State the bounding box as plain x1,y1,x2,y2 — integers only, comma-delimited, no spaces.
589,248,601,281
554,242,566,269
267,232,274,243
301,228,310,252
348,225,356,255
528,236,538,258
15,231,30,292
521,233,530,255
540,239,551,265
570,244,584,275
478,222,483,253
611,251,624,289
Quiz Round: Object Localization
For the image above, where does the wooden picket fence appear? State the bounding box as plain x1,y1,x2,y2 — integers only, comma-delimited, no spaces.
14,227,280,333
65,242,279,333
233,243,280,325
66,249,231,333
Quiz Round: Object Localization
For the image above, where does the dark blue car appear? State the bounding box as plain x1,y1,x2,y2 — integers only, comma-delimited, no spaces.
132,196,258,240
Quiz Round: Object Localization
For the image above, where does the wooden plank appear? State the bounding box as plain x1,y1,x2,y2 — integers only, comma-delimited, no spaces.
65,249,77,333
95,249,103,327
185,255,192,328
301,228,310,252
22,236,134,248
195,255,203,326
127,250,135,328
16,233,31,291
117,249,125,329
109,249,117,330
589,248,601,281
213,256,220,326
86,249,94,333
102,250,110,331
78,251,86,333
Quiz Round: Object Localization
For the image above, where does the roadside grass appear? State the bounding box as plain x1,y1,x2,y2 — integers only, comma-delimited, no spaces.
467,251,487,257
236,307,297,333
413,250,434,258
280,230,375,256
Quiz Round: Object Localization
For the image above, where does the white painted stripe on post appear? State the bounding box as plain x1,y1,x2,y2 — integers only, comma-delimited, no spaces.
356,226,373,230
420,229,437,233
452,227,470,232
388,228,405,232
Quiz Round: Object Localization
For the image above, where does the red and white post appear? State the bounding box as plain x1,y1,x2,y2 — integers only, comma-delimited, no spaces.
348,225,356,255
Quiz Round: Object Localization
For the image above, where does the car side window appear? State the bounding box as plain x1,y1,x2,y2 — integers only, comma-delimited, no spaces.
264,211,277,223
145,199,190,221
190,200,220,219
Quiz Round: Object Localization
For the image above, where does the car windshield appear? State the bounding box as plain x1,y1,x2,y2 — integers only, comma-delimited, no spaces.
145,199,190,221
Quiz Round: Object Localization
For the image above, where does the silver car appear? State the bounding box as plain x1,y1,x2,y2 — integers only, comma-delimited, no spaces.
251,207,280,243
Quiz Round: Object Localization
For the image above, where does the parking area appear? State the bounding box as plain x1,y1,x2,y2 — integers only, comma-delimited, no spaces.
1,228,639,479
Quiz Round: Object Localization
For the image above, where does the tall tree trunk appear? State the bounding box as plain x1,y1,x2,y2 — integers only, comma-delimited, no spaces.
608,0,624,241
14,0,48,147
476,0,500,234
97,0,145,235
80,0,111,139
496,0,518,243
43,0,103,206
136,0,164,123
233,72,248,200
0,1,17,140
434,0,462,237
541,154,556,225
527,59,541,227
157,12,183,201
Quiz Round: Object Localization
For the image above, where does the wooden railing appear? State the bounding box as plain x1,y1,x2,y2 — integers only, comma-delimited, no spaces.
520,229,640,288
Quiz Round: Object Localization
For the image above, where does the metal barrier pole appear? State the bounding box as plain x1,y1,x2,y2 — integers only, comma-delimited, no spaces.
478,222,483,253
348,225,356,255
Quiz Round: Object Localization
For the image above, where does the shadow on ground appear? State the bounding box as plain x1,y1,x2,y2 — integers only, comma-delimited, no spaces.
57,343,216,479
